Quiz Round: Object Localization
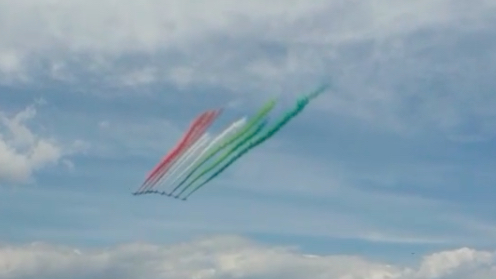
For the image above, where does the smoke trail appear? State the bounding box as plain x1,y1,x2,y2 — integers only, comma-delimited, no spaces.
138,109,222,193
174,118,268,198
141,112,215,193
168,99,276,196
146,111,219,191
139,111,216,193
134,110,211,194
165,117,247,195
154,133,211,190
180,85,328,199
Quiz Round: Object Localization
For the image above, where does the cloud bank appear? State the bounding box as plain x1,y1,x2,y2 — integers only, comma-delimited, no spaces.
2,0,495,140
0,235,494,279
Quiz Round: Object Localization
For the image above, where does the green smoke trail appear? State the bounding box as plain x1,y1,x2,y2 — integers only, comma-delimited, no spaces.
164,117,247,191
179,84,328,200
167,98,277,196
174,118,269,198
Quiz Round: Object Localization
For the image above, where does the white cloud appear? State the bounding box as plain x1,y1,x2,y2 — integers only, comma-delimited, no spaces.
115,67,158,86
1,0,495,140
0,104,84,184
417,248,494,278
0,236,494,279
0,50,26,84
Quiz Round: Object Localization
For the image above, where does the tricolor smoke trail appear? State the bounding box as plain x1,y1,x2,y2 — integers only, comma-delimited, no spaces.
168,99,276,196
146,109,222,192
154,133,211,191
174,118,269,198
134,110,211,194
179,85,328,199
165,117,247,195
135,109,222,194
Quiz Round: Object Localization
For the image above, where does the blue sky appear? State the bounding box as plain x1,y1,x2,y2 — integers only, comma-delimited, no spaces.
1,1,496,278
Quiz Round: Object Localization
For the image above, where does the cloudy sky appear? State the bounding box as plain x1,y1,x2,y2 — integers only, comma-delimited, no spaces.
1,0,496,278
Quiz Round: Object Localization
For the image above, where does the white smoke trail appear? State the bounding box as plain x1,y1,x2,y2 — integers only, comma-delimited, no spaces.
155,133,212,190
167,117,247,190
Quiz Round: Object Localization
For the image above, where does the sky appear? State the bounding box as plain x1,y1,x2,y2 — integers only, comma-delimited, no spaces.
1,0,496,278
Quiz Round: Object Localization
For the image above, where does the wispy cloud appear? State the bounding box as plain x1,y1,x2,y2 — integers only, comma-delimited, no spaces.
0,103,85,184
2,0,495,140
